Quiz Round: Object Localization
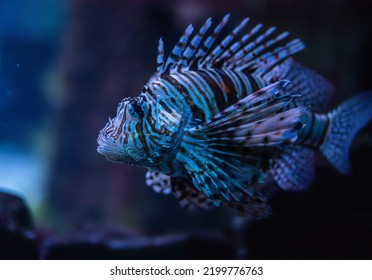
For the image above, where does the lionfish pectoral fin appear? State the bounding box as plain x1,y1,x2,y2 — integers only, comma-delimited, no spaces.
178,80,309,218
182,128,270,218
169,173,270,218
220,192,272,219
269,145,315,191
184,167,271,219
182,132,269,218
189,80,305,148
263,58,334,113
171,176,214,211
145,170,172,194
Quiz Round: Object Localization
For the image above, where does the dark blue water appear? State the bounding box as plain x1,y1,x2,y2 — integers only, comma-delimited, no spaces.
0,0,65,139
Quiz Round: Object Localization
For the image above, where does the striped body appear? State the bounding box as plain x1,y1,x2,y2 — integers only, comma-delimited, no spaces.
148,70,330,177
156,69,266,121
145,69,267,175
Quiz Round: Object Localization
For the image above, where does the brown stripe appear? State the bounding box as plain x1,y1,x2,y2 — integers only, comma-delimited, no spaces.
246,74,260,93
163,75,204,120
135,119,149,157
198,70,227,112
113,104,127,141
184,72,215,116
215,69,238,106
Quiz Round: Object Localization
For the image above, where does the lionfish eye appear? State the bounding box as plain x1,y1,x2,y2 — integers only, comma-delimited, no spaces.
128,97,148,119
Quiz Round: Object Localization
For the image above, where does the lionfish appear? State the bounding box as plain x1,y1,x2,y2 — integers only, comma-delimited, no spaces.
97,15,372,218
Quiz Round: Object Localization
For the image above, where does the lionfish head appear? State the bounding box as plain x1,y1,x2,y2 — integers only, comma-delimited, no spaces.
97,91,186,167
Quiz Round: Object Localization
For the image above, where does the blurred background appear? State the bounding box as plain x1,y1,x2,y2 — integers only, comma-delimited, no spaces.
0,0,371,259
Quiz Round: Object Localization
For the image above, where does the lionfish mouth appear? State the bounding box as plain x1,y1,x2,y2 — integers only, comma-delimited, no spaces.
96,132,120,160
96,131,109,153
96,136,114,161
97,131,145,166
96,144,105,155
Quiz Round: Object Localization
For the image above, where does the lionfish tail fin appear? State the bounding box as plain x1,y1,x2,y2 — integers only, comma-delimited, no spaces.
321,91,372,174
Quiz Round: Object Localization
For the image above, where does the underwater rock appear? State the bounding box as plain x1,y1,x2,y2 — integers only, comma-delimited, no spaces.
0,190,38,259
0,190,34,233
0,230,38,259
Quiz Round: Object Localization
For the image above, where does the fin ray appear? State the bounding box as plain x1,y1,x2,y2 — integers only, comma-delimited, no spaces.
202,17,249,68
162,24,194,75
178,81,306,218
171,176,215,210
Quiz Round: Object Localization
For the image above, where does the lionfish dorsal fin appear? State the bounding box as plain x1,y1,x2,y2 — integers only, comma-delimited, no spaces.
157,14,305,76
213,23,263,65
178,17,212,70
156,14,230,75
238,38,305,75
193,14,230,68
162,24,194,75
156,38,165,74
263,58,334,113
200,17,249,68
